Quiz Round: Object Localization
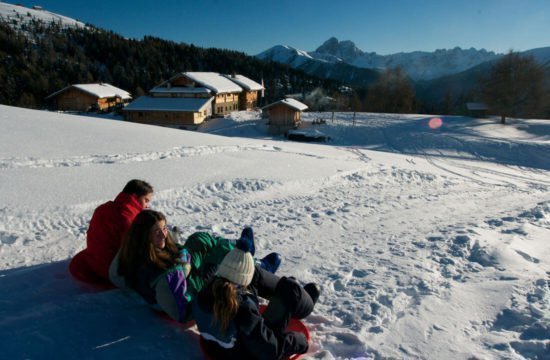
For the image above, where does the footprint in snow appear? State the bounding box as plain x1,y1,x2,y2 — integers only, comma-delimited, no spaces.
501,227,528,235
426,235,445,242
486,219,504,227
351,269,370,278
0,232,18,245
514,250,540,264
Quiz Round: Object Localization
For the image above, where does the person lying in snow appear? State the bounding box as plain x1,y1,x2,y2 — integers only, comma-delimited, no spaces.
69,179,154,284
193,234,321,360
110,209,281,322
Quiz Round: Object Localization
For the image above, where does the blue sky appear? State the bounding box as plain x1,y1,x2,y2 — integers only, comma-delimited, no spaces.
11,0,550,55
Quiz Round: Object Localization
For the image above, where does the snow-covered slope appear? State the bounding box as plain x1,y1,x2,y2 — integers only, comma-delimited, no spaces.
1,105,549,359
256,44,318,68
0,2,85,30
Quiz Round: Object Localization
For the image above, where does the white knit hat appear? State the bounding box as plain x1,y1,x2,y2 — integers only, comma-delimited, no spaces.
216,248,255,286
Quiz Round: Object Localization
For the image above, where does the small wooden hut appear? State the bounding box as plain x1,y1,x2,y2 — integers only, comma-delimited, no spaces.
466,102,489,118
263,98,308,135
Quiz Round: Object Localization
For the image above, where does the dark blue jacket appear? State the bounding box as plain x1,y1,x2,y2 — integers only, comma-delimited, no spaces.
193,280,305,360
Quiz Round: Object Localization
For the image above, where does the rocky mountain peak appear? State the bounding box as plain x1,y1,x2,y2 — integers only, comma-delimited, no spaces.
315,37,364,61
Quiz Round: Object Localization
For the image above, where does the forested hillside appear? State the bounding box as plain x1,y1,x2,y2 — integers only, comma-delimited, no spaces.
0,20,340,108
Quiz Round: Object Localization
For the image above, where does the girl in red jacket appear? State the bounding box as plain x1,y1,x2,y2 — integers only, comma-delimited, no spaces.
69,179,153,285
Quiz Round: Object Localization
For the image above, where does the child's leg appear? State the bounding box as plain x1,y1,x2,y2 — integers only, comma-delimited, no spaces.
262,277,316,333
249,265,280,299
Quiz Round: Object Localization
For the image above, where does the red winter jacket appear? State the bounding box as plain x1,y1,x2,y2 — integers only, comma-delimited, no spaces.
83,192,143,280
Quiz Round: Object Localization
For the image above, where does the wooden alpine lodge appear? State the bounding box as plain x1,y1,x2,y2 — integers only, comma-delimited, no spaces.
46,83,132,112
123,72,264,129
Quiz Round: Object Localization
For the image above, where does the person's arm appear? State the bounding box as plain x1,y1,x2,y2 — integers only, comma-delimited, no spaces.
152,266,190,322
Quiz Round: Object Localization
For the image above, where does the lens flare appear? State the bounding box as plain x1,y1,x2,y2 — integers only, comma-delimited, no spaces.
428,117,443,129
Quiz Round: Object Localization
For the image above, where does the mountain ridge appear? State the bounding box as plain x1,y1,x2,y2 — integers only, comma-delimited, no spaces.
258,37,504,81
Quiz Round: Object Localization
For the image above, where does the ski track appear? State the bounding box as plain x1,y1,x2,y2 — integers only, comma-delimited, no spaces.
0,143,327,170
1,145,548,358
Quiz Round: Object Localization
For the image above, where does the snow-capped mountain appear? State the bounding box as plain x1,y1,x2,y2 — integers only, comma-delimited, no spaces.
0,2,85,30
258,37,502,81
256,44,316,68
254,43,380,88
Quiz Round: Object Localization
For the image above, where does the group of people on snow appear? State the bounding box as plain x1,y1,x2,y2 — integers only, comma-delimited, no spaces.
69,179,320,360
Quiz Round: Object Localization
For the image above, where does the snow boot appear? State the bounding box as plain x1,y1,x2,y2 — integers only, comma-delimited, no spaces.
304,282,321,305
258,252,282,274
239,227,255,256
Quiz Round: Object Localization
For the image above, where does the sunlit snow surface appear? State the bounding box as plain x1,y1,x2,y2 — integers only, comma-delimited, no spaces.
0,105,548,359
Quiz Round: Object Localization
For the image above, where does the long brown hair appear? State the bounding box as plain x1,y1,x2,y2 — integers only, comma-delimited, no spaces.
211,277,240,333
118,209,181,288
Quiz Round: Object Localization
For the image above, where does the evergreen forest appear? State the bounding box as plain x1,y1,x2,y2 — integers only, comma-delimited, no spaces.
0,20,340,109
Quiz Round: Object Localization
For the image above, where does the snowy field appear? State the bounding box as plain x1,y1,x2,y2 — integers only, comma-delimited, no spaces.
0,105,549,359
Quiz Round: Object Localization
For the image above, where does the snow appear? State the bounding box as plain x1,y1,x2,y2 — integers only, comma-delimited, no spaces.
0,105,549,359
0,2,85,29
124,96,213,112
223,74,264,91
264,98,309,111
183,72,243,94
256,45,318,68
150,87,212,95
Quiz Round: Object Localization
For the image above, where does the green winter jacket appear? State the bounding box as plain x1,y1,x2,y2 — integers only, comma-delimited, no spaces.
108,231,234,322
181,232,235,299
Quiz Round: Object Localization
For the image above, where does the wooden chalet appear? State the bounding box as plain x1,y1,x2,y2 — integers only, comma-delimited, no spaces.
223,74,264,110
123,96,213,129
46,83,131,112
466,102,489,118
153,72,243,117
263,98,308,135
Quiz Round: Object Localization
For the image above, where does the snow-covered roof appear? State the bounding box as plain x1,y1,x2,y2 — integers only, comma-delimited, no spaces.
149,86,212,95
223,74,264,91
466,102,489,111
183,72,243,94
47,83,132,100
263,98,308,111
124,96,213,112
